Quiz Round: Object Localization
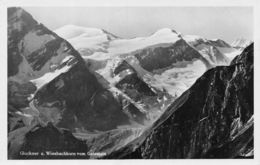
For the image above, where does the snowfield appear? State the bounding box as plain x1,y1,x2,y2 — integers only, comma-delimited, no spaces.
56,24,245,99
55,25,116,56
55,24,110,40
151,60,207,96
30,64,72,89
217,47,242,61
56,26,182,57
231,38,252,49
108,28,181,55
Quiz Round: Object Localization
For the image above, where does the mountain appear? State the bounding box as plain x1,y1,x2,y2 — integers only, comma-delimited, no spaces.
57,26,217,98
8,8,159,159
55,25,118,56
231,38,252,50
8,7,172,159
208,38,232,48
105,43,254,159
57,25,246,100
56,26,177,117
8,7,253,159
8,7,138,133
133,38,211,71
183,35,240,64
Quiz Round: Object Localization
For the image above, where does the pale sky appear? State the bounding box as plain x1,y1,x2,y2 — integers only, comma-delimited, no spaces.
23,7,253,44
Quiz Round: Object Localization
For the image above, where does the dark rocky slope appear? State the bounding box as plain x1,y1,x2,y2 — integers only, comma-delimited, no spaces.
134,39,211,72
106,43,254,159
113,60,173,116
114,60,158,102
8,7,152,159
33,62,130,131
8,7,130,132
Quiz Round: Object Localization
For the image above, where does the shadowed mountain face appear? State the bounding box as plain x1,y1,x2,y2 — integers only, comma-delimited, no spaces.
114,60,157,101
33,63,130,131
8,8,36,77
134,39,211,72
8,7,131,133
9,7,169,159
8,7,139,159
106,44,253,159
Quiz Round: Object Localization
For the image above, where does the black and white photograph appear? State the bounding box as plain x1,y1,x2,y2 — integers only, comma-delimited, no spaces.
2,0,259,163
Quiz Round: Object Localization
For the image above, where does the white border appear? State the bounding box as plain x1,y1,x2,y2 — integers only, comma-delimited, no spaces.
0,0,257,6
0,1,259,165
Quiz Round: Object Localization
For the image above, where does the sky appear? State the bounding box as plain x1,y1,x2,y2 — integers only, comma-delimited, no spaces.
23,7,253,44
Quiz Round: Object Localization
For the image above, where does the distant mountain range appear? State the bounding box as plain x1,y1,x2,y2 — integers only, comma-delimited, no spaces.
7,7,253,159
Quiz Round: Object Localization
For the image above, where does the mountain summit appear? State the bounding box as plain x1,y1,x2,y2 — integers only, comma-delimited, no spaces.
231,38,252,50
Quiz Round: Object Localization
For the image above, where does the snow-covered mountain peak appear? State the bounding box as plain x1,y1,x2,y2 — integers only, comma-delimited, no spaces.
55,25,108,39
210,38,228,43
231,38,252,49
152,28,178,36
106,30,181,56
183,34,239,64
55,26,183,57
184,35,231,48
55,25,119,55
